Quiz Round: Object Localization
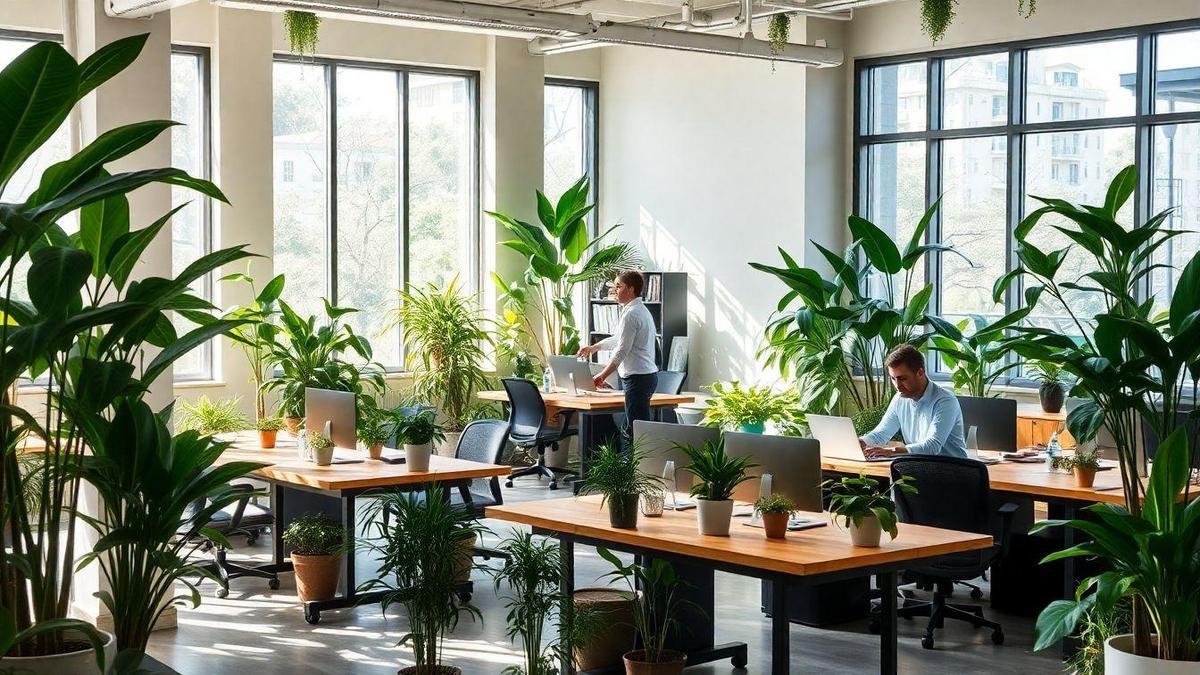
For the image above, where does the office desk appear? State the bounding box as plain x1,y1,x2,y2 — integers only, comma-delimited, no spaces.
220,433,510,624
486,495,990,675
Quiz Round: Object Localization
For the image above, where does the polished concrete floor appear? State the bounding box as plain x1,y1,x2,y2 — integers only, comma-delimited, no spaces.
146,478,1065,674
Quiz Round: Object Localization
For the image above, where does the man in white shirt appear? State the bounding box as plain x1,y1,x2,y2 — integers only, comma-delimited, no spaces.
577,270,659,439
859,344,968,459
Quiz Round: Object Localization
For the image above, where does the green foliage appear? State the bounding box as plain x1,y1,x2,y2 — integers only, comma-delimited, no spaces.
823,473,917,539
929,306,1036,397
679,438,757,502
255,416,284,432
262,298,386,419
175,395,249,435
920,0,956,42
218,267,285,420
596,547,699,665
701,381,803,431
754,493,796,515
395,409,445,446
489,176,640,359
0,34,257,667
767,14,791,55
1026,359,1068,386
491,281,540,380
356,408,394,446
389,278,491,432
281,513,347,556
850,403,888,437
359,486,485,672
577,442,663,519
283,11,321,56
305,430,332,451
1067,601,1130,675
1051,448,1102,472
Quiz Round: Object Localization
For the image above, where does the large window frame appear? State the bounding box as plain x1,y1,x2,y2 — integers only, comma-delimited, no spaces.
853,19,1200,387
272,54,482,371
544,77,599,229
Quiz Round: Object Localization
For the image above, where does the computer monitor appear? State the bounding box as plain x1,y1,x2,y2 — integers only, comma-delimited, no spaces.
724,431,822,512
958,396,1017,453
305,387,356,450
632,420,719,492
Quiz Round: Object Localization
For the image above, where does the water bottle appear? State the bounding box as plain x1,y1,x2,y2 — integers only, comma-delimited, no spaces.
1046,427,1063,472
542,368,552,394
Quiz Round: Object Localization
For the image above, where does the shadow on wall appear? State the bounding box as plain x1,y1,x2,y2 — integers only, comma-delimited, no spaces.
636,205,764,386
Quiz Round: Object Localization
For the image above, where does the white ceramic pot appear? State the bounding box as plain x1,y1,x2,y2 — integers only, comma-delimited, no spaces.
437,431,462,457
545,436,572,469
849,515,883,547
1106,635,1200,675
0,629,116,674
695,498,734,536
406,443,433,472
312,445,335,466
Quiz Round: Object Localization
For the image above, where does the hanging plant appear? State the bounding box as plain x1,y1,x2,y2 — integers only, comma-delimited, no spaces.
284,10,321,56
920,0,955,43
767,13,791,56
1018,0,1037,18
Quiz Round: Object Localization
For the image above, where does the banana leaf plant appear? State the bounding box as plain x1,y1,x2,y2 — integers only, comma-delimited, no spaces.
996,165,1200,659
750,201,961,413
926,291,1041,397
215,268,285,420
488,176,640,360
0,35,261,668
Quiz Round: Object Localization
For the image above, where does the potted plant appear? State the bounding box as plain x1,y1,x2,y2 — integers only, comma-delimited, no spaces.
928,312,1032,397
397,410,445,472
388,279,492,456
175,395,250,438
596,547,693,675
219,268,285,421
0,34,257,673
1051,448,1102,488
357,408,393,460
824,473,917,547
256,417,284,449
359,486,484,675
282,409,304,436
701,381,802,433
281,513,347,603
754,494,796,539
576,442,663,529
1028,360,1069,413
306,430,335,466
679,438,756,536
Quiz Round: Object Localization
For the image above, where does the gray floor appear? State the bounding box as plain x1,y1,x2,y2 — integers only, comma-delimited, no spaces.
146,478,1065,674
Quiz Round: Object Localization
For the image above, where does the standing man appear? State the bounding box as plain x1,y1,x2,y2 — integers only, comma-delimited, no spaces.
577,270,659,439
859,344,967,459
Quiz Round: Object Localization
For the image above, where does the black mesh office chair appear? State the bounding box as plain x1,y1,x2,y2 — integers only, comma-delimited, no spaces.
502,377,576,490
453,418,511,560
884,455,1019,649
180,484,278,597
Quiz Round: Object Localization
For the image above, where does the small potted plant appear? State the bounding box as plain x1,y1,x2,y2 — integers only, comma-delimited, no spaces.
1028,360,1070,413
281,513,347,603
679,438,756,536
577,442,663,529
596,546,694,675
256,417,284,449
306,429,335,466
824,473,916,547
1052,448,1102,488
357,410,393,460
754,494,796,539
281,401,304,436
701,381,802,433
397,410,445,472
176,395,249,438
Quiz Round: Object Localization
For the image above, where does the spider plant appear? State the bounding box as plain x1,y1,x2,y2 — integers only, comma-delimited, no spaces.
678,438,756,502
175,395,249,435
576,442,663,528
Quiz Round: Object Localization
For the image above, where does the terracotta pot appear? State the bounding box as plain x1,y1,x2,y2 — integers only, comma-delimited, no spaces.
622,649,687,675
284,416,303,435
695,498,733,536
849,515,883,547
292,552,341,603
0,629,116,675
608,494,640,529
762,511,789,539
1105,634,1200,675
397,666,462,675
259,429,278,449
573,587,637,672
1073,466,1098,488
367,442,384,460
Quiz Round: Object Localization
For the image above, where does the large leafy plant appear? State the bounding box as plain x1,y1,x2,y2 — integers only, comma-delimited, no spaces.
823,473,917,540
700,381,803,432
489,176,640,359
596,547,696,665
218,268,285,420
0,35,258,667
927,300,1038,397
997,165,1200,659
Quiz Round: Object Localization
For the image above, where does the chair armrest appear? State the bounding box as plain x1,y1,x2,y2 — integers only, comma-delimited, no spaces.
554,410,576,438
995,502,1020,561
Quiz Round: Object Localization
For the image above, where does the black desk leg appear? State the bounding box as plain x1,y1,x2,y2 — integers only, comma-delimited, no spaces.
559,535,576,675
878,571,898,675
343,493,357,598
1061,503,1079,659
273,482,287,567
771,574,790,675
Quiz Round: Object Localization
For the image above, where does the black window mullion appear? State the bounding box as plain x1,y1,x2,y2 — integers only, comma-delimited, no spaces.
1133,32,1155,305
1005,48,1026,383
927,57,944,331
327,64,339,307
398,69,409,366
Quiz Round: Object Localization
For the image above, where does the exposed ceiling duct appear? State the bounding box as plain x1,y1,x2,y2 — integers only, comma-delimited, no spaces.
107,0,204,16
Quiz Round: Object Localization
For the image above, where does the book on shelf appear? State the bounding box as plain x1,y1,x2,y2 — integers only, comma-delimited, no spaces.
591,303,622,334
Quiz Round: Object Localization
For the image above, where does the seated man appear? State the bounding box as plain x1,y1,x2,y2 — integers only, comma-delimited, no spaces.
859,344,967,459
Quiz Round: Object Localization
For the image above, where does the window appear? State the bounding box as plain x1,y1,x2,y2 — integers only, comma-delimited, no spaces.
272,58,479,370
544,79,598,205
855,21,1200,385
171,47,213,382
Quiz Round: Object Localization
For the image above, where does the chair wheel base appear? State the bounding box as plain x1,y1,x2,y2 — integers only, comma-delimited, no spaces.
548,481,558,490
970,588,984,600
268,578,280,590
216,587,229,599
304,607,320,625
505,480,514,488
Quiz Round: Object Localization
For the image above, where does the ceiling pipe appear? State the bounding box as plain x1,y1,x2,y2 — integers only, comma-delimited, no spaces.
106,0,201,17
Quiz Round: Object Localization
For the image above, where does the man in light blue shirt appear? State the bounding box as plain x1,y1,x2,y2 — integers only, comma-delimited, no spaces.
859,344,967,459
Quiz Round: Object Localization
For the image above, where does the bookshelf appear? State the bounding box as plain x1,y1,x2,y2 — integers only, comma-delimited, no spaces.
586,271,688,372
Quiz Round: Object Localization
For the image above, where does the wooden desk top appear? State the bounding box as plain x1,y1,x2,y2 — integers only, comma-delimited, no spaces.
218,432,510,492
486,495,991,577
820,453,1128,505
1016,404,1067,422
478,390,694,411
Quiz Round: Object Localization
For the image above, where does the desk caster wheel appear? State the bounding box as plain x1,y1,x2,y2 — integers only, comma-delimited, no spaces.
304,607,320,625
970,587,984,600
991,629,1004,645
216,587,229,599
268,578,280,590
921,635,935,650
505,479,514,488
731,650,748,668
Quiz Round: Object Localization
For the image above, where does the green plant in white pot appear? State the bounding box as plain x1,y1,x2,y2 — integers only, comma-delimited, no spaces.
397,410,445,472
306,430,335,467
679,439,756,536
701,381,803,434
824,473,916,547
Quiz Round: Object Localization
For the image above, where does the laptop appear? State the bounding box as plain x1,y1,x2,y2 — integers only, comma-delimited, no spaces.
548,355,619,395
808,414,893,463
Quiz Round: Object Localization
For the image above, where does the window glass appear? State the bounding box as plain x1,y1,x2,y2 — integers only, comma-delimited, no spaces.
1150,122,1200,309
866,141,926,300
943,53,1008,129
1156,30,1200,114
1025,39,1137,122
866,62,926,134
544,84,587,202
940,137,1008,322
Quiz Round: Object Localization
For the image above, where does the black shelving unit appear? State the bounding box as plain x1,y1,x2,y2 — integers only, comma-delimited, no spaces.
586,271,688,372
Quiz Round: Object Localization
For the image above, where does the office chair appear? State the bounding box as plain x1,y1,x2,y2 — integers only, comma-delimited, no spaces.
181,484,279,598
452,419,512,560
882,455,1019,649
389,404,437,447
502,377,577,490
